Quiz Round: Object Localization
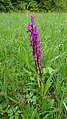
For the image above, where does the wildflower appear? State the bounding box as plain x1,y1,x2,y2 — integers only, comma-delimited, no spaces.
27,16,43,74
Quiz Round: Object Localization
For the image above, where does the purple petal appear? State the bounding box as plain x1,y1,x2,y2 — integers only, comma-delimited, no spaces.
39,62,43,68
31,16,35,24
34,57,37,62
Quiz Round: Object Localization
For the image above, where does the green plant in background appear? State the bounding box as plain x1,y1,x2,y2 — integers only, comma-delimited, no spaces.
27,0,38,11
7,106,21,119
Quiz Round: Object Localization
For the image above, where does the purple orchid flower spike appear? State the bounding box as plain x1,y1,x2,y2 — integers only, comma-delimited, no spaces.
27,16,43,75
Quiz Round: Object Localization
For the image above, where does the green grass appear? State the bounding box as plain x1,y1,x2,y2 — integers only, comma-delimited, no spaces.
0,12,67,119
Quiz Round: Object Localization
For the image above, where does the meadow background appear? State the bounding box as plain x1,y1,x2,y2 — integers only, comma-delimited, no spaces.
0,1,67,119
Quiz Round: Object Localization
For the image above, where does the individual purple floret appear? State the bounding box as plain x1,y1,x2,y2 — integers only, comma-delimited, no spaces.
27,16,43,73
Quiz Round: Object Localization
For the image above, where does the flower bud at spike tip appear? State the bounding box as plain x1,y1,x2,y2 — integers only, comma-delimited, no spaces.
27,16,43,73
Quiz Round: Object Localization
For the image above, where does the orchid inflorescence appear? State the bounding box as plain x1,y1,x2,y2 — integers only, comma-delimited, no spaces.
27,16,43,74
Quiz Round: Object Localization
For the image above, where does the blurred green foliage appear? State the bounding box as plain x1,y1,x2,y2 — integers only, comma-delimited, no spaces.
0,0,67,12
